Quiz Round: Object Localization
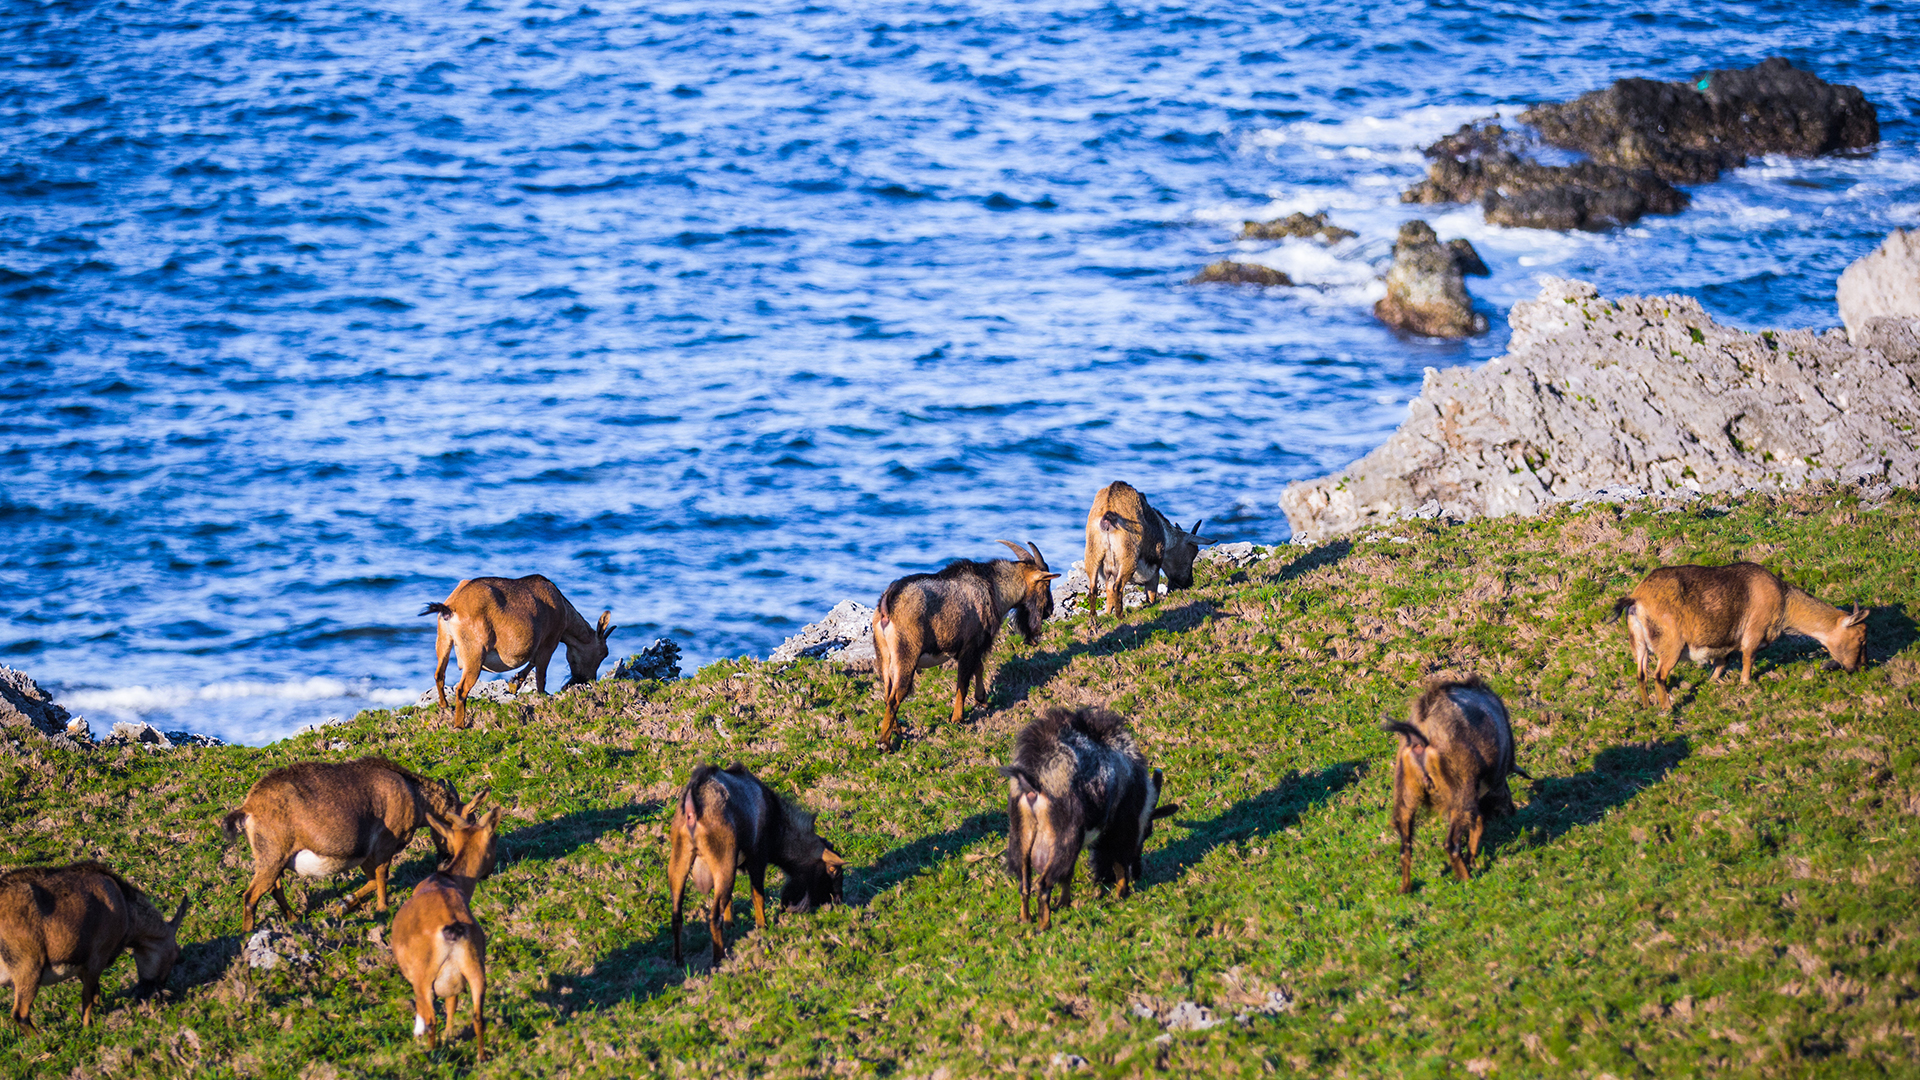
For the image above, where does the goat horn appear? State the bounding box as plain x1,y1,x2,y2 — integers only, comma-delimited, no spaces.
996,539,1030,561
169,895,190,930
1191,519,1204,535
1026,540,1048,569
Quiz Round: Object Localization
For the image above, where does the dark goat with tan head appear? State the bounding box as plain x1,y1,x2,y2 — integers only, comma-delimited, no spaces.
1382,677,1530,893
667,763,846,966
0,862,188,1032
1083,481,1212,629
221,756,482,933
391,803,501,1060
870,540,1059,749
1002,707,1178,929
1612,561,1870,710
421,574,615,729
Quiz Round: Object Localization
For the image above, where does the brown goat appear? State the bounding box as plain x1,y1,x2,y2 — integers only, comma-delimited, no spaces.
870,541,1059,749
221,756,482,933
0,862,188,1032
1612,562,1870,709
391,806,500,1060
667,763,845,966
1083,481,1212,629
421,574,615,729
1382,677,1531,894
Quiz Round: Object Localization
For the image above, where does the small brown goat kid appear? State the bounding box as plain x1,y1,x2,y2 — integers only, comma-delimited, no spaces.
0,862,188,1032
221,756,482,933
1612,562,1870,709
421,574,615,729
871,540,1059,749
1082,481,1212,629
667,763,845,966
1382,677,1531,894
391,805,501,1060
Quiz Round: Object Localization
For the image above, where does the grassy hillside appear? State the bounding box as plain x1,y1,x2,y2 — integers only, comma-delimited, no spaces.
3,486,1917,1079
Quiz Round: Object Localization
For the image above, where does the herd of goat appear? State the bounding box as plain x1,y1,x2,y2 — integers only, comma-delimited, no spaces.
0,480,1876,1054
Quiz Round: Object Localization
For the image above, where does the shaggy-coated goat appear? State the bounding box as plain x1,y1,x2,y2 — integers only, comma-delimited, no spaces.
871,540,1059,749
221,756,483,933
1611,562,1870,709
1381,677,1531,894
1082,481,1212,629
421,574,615,729
0,862,188,1032
1002,707,1178,929
667,763,845,965
392,805,500,1059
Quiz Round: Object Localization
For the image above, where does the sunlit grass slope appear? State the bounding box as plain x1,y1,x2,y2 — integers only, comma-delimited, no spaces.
4,486,1917,1078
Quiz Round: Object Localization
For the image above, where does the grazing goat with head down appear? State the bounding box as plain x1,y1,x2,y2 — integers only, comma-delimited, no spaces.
221,756,482,933
870,541,1059,749
1002,707,1178,929
391,803,501,1060
1082,481,1212,629
1381,676,1530,894
1611,561,1870,710
421,574,615,729
667,763,845,966
0,862,189,1033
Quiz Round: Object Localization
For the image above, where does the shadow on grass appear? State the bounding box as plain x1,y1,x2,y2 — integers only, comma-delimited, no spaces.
990,599,1221,711
855,809,1005,904
1512,737,1691,846
1146,759,1367,888
500,800,662,866
1271,538,1352,583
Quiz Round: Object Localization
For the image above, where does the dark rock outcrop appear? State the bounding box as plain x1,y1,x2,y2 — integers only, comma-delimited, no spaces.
1374,221,1487,338
1239,211,1356,244
1448,238,1490,278
1285,278,1920,542
612,638,684,682
1405,122,1687,231
1189,260,1293,287
1,665,84,746
1521,57,1879,185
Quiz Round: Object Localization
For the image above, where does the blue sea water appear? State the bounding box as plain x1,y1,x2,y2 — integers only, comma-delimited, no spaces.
3,0,1916,744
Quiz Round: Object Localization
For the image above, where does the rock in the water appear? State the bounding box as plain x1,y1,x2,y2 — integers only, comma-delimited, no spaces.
1837,229,1920,351
1521,57,1879,185
1238,211,1356,244
613,638,683,682
0,665,81,744
1405,123,1687,231
1189,260,1292,287
1374,221,1488,338
1448,238,1489,277
1285,278,1920,542
769,599,877,670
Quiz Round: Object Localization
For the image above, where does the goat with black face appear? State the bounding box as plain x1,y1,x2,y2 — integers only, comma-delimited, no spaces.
1002,707,1179,929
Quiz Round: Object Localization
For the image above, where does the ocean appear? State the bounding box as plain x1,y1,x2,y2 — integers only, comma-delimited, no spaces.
3,0,1916,744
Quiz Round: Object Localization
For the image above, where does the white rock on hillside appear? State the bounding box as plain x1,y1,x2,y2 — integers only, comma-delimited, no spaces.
769,599,877,670
1837,228,1920,360
1281,277,1920,543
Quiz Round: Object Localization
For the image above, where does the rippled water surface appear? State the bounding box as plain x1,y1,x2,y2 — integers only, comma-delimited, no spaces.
4,0,1917,743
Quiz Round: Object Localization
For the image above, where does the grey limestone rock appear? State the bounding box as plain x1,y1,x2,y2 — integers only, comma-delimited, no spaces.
613,638,683,682
1284,277,1920,542
1,665,80,745
1837,229,1920,353
769,599,877,670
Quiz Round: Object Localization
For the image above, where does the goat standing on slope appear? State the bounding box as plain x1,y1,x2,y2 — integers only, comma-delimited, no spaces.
1002,707,1178,929
1083,481,1211,630
870,541,1058,750
667,763,845,965
391,805,501,1059
421,574,615,729
1611,562,1870,710
1381,677,1531,894
222,756,481,933
0,862,188,1033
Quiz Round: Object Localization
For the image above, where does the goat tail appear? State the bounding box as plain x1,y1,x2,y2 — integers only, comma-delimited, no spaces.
1609,597,1634,623
1509,764,1536,781
1379,720,1429,749
420,601,453,618
998,765,1043,794
220,809,248,842
441,923,470,944
1098,510,1140,535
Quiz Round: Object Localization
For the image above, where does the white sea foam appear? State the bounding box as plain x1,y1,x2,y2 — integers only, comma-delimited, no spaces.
1248,104,1529,151
60,678,421,717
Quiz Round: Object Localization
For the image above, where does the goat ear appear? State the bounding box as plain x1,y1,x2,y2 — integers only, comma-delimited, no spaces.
169,895,190,931
1150,802,1181,820
1037,572,1061,582
596,610,613,637
462,787,492,818
1845,605,1870,627
821,847,846,870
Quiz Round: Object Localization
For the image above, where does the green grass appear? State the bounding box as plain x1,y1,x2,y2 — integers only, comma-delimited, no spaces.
4,486,1918,1078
